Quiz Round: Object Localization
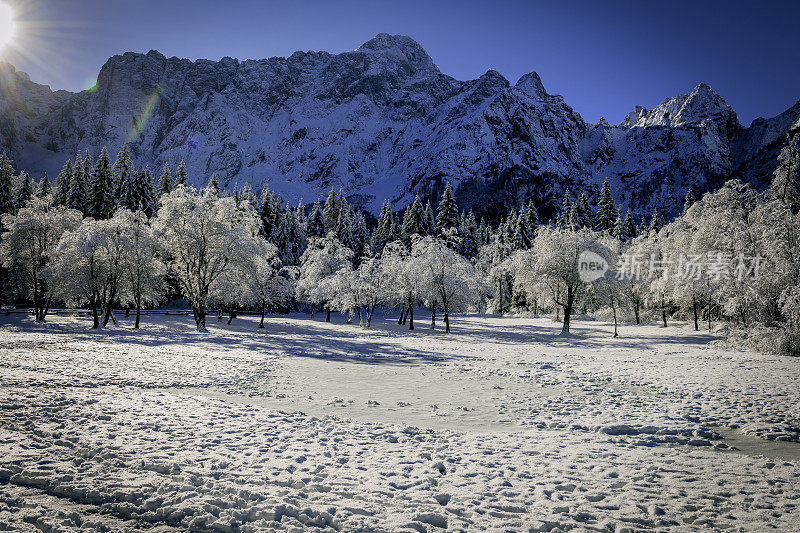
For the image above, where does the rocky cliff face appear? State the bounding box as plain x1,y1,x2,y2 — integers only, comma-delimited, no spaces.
0,33,798,219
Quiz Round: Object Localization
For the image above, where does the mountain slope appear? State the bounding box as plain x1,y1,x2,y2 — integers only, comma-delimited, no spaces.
0,33,798,219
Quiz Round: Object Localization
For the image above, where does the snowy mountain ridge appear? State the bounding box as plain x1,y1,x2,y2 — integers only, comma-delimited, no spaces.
0,33,798,219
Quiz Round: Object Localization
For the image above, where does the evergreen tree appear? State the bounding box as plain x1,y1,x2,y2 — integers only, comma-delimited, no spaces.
175,159,188,187
121,168,156,216
457,210,480,259
259,186,281,241
158,163,172,196
423,201,436,237
595,178,617,232
14,172,33,212
437,183,458,234
37,172,51,198
683,189,696,215
206,173,220,196
274,210,307,266
322,187,340,234
306,201,326,238
556,190,572,229
371,200,395,254
613,206,625,240
350,213,370,264
0,152,15,214
770,133,800,211
518,200,538,247
54,160,73,206
401,195,425,245
90,147,114,219
112,145,134,204
576,191,593,229
67,158,89,215
623,210,636,240
648,208,663,235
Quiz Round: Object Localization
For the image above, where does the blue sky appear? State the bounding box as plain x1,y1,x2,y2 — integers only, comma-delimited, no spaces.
4,0,798,125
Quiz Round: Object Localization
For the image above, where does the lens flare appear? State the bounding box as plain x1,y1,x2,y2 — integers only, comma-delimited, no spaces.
0,2,16,49
127,87,162,142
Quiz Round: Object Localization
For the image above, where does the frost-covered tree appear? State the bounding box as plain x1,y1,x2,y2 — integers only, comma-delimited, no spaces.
121,168,156,216
0,197,82,321
381,239,423,329
414,236,486,332
114,209,165,329
50,216,130,328
153,187,262,331
296,234,353,322
259,185,281,241
526,227,613,334
328,256,389,327
371,200,396,255
770,133,800,212
401,195,425,246
575,191,593,229
230,238,294,328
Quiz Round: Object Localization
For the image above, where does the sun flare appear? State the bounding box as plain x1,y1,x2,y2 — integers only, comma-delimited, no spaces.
0,2,16,50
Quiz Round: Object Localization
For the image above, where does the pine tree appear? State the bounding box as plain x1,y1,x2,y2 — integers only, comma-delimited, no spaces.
437,183,458,234
423,201,436,237
613,206,625,240
306,201,326,238
90,147,114,219
576,191,593,229
259,186,280,241
770,133,800,211
67,158,89,215
350,213,370,263
371,200,395,254
0,152,15,214
556,190,572,229
54,160,73,206
623,210,636,240
206,174,220,196
458,210,480,259
121,168,156,216
175,160,188,187
518,200,538,247
401,195,425,245
595,178,617,232
158,163,172,196
37,172,51,198
14,172,33,212
649,208,663,235
112,145,134,204
683,189,696,215
322,187,339,234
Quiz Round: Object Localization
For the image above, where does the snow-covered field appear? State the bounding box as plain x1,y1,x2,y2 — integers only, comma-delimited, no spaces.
0,312,799,531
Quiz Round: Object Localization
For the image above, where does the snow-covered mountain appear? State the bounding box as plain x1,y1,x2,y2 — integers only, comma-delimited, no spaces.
0,33,798,219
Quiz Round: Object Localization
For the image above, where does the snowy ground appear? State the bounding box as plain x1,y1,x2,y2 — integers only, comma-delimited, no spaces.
0,311,799,532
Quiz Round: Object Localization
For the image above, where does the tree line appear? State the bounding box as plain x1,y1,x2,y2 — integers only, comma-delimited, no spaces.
0,137,799,353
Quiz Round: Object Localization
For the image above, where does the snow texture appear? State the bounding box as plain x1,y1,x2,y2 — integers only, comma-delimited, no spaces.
0,312,798,531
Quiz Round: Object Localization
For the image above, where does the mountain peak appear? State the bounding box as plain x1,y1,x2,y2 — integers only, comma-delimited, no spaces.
357,33,425,54
515,72,547,98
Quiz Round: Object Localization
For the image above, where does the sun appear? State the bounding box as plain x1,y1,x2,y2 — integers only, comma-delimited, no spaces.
0,2,17,50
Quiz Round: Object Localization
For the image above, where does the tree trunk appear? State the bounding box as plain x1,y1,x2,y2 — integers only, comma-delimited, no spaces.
398,303,405,325
367,305,374,328
326,306,331,322
444,310,450,333
692,295,699,331
91,303,100,329
661,308,668,328
560,285,573,334
610,287,618,338
408,300,414,330
498,280,503,316
431,303,436,330
634,300,640,325
217,308,222,322
259,308,265,328
135,304,141,329
227,308,237,325
194,304,207,332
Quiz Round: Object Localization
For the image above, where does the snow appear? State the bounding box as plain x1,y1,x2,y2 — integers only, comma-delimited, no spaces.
1,312,799,531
